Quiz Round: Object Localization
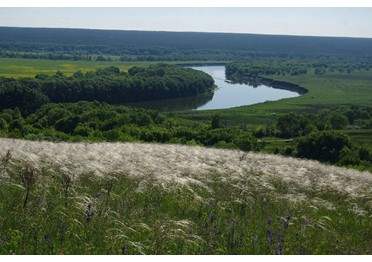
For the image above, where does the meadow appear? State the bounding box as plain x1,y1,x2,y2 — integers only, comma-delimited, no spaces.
0,58,158,78
0,58,224,78
0,138,371,254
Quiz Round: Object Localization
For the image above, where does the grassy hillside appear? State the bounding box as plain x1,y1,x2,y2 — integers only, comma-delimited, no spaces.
0,138,371,254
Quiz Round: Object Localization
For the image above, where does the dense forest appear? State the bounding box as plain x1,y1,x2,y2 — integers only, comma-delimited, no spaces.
0,64,214,115
1,27,372,61
225,60,372,79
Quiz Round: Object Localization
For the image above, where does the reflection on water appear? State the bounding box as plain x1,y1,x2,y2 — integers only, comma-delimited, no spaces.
125,92,214,111
124,66,300,111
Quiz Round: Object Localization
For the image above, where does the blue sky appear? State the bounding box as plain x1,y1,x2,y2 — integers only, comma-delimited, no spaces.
0,8,371,38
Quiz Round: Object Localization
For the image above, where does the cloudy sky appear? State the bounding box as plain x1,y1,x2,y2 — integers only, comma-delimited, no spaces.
0,7,371,38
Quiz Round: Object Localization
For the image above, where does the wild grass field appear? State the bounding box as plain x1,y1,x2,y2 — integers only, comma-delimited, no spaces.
0,138,371,254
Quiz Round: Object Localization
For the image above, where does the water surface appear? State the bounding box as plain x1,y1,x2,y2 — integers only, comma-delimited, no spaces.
126,66,299,111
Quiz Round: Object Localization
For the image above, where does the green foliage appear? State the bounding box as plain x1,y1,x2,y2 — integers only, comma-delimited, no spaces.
211,114,220,129
234,134,259,152
297,131,351,163
326,113,349,130
2,27,372,63
226,60,372,79
0,101,261,152
0,64,214,115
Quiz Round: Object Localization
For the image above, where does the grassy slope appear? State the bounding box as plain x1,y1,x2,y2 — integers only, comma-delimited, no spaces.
0,138,371,254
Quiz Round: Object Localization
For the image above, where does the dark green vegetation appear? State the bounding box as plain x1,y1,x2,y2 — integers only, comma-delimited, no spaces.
0,64,214,115
1,27,372,61
226,60,372,78
0,101,259,152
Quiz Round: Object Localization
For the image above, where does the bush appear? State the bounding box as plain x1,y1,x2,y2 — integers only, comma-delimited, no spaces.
234,134,258,152
297,131,351,163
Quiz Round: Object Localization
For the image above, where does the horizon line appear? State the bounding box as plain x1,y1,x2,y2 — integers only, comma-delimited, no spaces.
2,25,372,40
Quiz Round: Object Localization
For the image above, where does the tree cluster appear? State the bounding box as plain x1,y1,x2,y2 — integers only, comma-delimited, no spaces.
0,101,259,152
0,64,214,115
226,60,372,79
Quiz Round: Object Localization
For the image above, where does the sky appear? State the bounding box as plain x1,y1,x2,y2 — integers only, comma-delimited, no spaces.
0,7,372,38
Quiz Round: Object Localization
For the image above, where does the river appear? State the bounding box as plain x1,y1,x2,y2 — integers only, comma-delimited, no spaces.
125,65,300,111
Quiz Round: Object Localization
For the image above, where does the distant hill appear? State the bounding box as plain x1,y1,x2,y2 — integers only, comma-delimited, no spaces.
1,26,372,56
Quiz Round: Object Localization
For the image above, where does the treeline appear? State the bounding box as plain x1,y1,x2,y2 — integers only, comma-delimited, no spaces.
253,106,372,170
226,60,372,79
0,101,259,152
2,27,372,62
1,48,360,62
0,64,214,115
0,50,93,61
2,27,372,56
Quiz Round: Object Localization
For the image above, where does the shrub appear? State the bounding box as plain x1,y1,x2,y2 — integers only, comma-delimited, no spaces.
297,131,351,163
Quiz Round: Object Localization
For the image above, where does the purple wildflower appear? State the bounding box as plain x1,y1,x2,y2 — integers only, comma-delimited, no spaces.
275,242,284,255
232,219,237,228
121,244,127,254
267,230,274,245
209,213,216,224
0,227,3,233
86,203,94,222
94,192,101,198
44,233,49,241
267,218,273,226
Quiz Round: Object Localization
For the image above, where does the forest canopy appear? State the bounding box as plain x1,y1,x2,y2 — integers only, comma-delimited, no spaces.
1,27,372,61
0,64,214,115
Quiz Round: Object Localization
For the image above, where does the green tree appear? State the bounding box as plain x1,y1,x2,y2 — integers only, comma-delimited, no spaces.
326,113,349,130
211,114,220,129
297,131,351,163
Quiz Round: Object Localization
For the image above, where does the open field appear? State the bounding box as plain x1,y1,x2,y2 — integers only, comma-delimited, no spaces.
0,58,165,78
0,58,224,78
0,138,371,254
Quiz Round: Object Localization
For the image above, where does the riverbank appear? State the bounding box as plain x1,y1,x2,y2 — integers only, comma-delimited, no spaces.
229,74,308,95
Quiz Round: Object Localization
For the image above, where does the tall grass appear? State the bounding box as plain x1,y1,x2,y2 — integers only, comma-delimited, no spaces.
0,138,371,254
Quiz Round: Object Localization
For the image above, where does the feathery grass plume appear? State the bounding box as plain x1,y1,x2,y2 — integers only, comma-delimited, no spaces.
0,138,371,254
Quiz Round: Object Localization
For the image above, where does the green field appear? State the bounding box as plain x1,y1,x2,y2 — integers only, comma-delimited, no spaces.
0,58,225,78
0,58,161,78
